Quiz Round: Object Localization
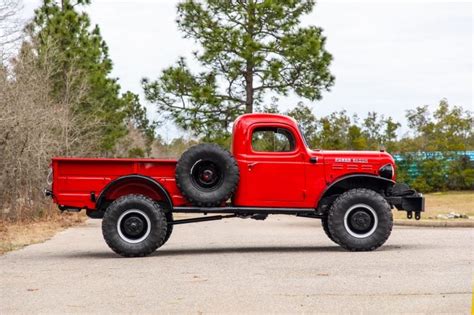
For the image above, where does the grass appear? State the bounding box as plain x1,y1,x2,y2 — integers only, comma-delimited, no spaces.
0,212,87,255
392,191,474,220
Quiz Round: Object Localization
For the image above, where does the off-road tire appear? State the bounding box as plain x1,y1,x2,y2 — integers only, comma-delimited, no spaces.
102,194,167,257
163,212,173,246
321,215,339,244
175,143,239,207
156,202,173,246
328,188,393,251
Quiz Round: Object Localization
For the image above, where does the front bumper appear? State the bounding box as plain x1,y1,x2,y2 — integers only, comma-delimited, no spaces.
386,183,425,220
387,194,425,220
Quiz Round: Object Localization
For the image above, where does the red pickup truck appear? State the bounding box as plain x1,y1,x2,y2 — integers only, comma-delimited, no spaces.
45,113,424,257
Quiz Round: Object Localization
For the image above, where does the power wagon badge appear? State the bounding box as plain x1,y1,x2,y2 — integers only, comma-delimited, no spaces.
335,158,369,163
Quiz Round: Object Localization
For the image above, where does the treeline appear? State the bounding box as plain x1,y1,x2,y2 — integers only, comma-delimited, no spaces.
0,0,154,220
268,100,474,192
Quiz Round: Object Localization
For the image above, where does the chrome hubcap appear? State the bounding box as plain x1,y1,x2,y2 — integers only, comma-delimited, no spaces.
117,209,151,243
343,204,378,238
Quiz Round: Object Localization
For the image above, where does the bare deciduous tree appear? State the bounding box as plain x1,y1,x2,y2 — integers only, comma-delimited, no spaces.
0,38,103,221
0,0,23,64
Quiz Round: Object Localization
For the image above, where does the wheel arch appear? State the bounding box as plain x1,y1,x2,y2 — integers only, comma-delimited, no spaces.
316,174,395,210
96,175,173,211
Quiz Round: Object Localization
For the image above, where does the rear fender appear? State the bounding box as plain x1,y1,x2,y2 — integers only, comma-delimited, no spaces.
95,175,173,211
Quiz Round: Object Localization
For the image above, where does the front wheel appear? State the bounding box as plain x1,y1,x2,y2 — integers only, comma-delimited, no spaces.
321,215,339,245
328,188,393,251
102,194,168,257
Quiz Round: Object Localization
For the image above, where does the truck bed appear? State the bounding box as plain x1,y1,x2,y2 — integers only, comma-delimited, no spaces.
51,157,186,210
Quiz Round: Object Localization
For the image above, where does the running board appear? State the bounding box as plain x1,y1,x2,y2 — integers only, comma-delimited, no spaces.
173,206,321,216
170,214,238,225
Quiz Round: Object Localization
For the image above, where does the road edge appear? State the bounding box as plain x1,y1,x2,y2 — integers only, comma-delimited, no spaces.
394,219,474,228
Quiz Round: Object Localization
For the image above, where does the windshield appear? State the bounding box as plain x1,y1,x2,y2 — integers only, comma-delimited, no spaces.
298,124,310,148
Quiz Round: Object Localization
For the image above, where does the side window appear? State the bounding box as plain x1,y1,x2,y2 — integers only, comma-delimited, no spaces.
251,127,296,152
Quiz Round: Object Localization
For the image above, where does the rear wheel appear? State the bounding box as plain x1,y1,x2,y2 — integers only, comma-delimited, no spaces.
163,212,173,246
328,188,393,251
102,194,167,257
156,201,173,246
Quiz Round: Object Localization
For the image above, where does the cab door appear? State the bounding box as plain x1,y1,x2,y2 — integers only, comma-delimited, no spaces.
244,124,306,207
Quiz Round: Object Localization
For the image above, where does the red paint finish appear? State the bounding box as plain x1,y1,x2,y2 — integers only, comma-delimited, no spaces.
51,113,395,211
231,114,394,208
51,158,186,209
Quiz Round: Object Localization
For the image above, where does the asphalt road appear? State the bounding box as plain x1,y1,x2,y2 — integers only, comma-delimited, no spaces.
1,216,472,314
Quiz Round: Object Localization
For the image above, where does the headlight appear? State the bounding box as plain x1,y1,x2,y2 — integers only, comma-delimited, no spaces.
379,164,393,179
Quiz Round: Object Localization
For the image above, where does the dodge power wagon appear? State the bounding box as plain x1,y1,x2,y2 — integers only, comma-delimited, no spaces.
45,113,424,257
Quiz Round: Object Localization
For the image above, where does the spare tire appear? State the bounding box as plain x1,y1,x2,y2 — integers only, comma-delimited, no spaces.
175,143,239,207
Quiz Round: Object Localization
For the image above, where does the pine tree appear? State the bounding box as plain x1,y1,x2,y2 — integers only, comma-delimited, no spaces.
31,0,151,153
143,0,334,141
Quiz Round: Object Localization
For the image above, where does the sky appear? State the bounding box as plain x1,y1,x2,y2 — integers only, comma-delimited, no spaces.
20,0,473,140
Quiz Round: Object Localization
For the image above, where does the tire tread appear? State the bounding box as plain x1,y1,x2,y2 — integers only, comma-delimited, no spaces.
175,143,239,207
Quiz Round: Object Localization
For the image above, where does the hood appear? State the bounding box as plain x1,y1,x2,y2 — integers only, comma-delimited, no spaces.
318,149,393,159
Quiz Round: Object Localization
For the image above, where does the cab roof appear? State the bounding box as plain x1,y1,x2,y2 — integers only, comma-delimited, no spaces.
233,113,299,130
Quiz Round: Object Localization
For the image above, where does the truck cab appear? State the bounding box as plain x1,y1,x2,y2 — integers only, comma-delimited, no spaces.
231,114,396,209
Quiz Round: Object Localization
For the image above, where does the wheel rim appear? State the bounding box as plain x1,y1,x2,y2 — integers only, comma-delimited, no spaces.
117,209,151,243
190,159,223,190
343,204,378,238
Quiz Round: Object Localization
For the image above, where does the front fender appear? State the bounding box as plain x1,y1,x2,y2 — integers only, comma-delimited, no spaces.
317,174,395,209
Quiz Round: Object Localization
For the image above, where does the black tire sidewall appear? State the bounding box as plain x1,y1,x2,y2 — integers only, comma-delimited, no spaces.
162,211,173,246
328,189,393,251
102,195,167,257
321,215,339,244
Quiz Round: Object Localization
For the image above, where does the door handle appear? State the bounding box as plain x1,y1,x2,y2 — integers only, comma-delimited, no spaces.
248,162,257,170
309,157,318,164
